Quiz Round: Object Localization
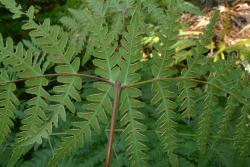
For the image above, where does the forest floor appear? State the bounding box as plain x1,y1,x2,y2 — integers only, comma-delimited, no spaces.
177,2,250,73
181,3,250,46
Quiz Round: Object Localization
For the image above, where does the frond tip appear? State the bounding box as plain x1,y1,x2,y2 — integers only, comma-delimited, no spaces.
0,0,23,18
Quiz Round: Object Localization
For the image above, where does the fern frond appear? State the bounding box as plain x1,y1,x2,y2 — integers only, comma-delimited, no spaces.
186,10,219,76
0,37,66,165
149,0,180,166
233,107,250,163
58,131,108,167
82,9,121,82
151,81,178,167
151,35,178,167
197,84,217,157
178,11,219,122
22,19,82,113
22,19,74,64
178,80,197,120
197,58,245,159
142,0,165,24
117,7,148,166
0,0,23,19
210,58,242,92
83,82,113,125
21,105,66,146
49,4,122,165
217,96,238,137
48,8,122,164
150,0,179,77
0,37,50,146
79,142,106,167
47,129,85,167
207,59,245,140
60,9,89,54
86,0,106,17
7,146,32,167
48,82,113,166
120,89,148,167
197,10,219,52
0,70,19,144
3,43,44,77
118,11,142,85
19,149,51,167
51,58,82,113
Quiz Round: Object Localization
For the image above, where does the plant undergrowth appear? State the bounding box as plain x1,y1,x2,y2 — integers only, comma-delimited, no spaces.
0,0,249,167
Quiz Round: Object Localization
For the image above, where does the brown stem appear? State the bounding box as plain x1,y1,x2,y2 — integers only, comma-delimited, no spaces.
105,81,122,167
3,73,112,85
124,77,249,109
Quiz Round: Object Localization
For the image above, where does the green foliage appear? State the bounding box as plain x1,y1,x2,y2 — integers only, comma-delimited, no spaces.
118,7,148,166
0,0,249,167
150,1,180,166
0,0,23,19
0,70,19,143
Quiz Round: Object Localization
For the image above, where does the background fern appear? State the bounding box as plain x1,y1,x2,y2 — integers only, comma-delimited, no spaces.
0,0,249,167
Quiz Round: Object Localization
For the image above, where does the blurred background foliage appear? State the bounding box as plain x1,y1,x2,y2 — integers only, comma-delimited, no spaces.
0,0,221,39
0,0,82,39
